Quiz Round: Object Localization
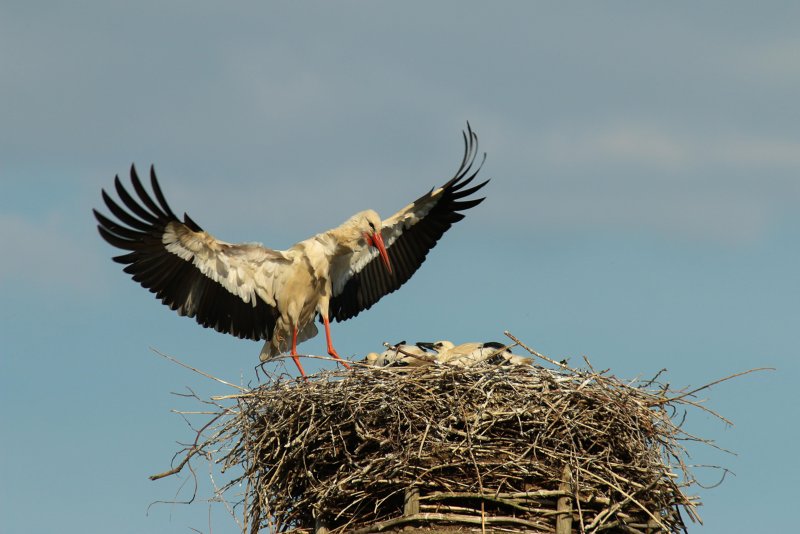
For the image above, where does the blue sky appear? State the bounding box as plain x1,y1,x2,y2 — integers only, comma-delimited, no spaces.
1,2,798,533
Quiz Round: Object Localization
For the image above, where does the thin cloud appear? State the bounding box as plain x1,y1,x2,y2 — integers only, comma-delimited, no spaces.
737,38,800,82
543,124,690,168
484,120,800,244
719,137,800,168
539,122,800,171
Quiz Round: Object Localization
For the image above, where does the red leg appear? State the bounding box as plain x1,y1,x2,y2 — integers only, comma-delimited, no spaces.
323,315,351,369
290,325,307,378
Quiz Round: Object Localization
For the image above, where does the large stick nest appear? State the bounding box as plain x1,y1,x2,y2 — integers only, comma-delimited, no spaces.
157,336,739,533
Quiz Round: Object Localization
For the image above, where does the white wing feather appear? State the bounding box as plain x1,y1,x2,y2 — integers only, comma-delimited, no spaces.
162,221,289,308
330,188,445,295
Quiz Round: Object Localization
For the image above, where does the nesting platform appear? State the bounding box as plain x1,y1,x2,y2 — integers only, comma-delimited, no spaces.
171,350,710,534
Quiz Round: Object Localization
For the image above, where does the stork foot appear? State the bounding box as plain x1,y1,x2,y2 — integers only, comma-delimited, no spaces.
291,354,308,379
327,347,352,369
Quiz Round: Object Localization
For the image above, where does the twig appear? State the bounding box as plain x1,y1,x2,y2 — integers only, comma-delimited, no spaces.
152,333,745,533
150,348,246,391
149,413,224,481
652,367,774,405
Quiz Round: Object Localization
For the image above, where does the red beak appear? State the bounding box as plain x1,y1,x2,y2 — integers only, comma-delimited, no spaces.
367,231,392,274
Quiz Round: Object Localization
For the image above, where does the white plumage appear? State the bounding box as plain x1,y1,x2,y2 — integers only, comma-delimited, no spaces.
94,126,488,377
365,340,531,368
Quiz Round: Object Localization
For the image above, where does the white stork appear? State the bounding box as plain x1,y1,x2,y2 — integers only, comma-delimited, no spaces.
417,341,532,367
365,341,437,367
94,126,488,377
365,340,531,368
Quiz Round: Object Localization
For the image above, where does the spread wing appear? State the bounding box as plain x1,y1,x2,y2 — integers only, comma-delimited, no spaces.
328,124,488,321
93,165,285,341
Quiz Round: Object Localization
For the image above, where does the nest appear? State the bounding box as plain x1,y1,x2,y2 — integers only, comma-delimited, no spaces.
155,335,739,533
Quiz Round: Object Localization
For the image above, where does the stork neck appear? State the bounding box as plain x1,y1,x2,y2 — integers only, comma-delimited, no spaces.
314,231,347,257
320,217,369,255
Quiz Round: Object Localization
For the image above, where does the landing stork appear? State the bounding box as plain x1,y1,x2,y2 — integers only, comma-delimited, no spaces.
94,125,488,377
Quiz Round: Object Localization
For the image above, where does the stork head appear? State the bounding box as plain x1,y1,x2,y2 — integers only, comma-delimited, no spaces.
365,352,383,366
357,210,392,275
434,340,455,352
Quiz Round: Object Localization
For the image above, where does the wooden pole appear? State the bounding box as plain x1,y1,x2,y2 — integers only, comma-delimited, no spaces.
404,487,420,516
556,465,573,534
402,487,420,532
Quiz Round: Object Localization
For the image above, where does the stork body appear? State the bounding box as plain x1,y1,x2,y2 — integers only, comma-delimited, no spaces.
418,341,533,367
365,341,436,367
94,126,488,377
366,340,531,368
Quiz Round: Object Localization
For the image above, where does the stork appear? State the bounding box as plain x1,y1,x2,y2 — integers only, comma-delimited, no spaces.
365,341,437,367
94,125,488,377
365,340,531,368
417,341,532,367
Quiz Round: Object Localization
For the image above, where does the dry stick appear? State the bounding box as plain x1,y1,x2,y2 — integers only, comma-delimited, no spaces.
206,460,243,532
504,331,577,372
425,494,542,513
162,342,722,533
423,490,568,500
578,468,666,531
150,348,246,391
385,343,440,364
506,328,760,429
670,397,737,430
349,512,548,534
417,422,431,457
149,412,224,480
652,367,774,405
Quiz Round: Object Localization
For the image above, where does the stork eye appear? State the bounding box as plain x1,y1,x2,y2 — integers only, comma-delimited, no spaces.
368,221,376,231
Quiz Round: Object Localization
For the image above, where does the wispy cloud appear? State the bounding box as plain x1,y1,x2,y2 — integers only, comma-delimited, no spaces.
736,37,800,82
483,119,800,244
541,124,690,168
538,121,800,170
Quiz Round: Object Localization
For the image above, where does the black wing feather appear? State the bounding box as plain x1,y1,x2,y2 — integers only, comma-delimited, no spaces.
94,165,278,341
329,124,488,322
129,166,170,219
114,173,160,224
